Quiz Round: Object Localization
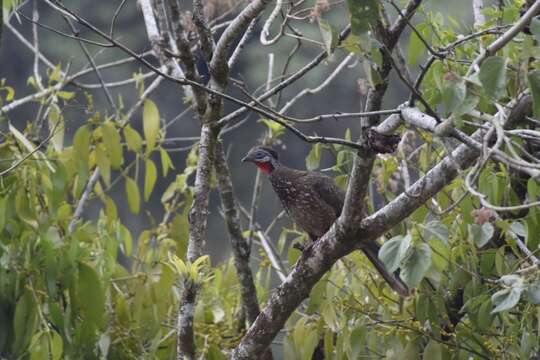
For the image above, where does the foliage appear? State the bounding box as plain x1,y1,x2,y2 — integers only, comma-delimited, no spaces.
1,0,540,359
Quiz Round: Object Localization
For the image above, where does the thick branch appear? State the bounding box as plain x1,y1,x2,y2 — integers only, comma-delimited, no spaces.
232,2,424,357
231,98,527,358
210,0,271,86
187,126,215,260
214,140,261,324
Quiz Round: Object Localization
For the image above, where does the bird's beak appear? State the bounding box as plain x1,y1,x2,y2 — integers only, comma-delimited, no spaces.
241,154,253,163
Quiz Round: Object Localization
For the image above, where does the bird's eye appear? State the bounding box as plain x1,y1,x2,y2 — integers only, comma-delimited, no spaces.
255,152,265,159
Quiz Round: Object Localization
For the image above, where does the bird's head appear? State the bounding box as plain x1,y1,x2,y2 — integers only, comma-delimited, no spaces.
241,146,279,174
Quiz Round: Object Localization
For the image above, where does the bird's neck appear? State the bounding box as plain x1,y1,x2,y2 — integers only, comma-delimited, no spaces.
255,159,280,174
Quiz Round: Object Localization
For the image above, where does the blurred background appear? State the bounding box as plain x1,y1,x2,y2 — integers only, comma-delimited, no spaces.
1,0,477,263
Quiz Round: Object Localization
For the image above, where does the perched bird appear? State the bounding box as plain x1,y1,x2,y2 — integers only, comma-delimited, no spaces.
242,146,409,297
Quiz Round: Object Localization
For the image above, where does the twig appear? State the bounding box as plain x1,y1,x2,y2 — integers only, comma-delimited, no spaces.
385,0,445,58
67,168,100,234
260,0,284,45
110,0,128,38
216,25,351,127
279,53,354,114
228,18,258,69
16,9,113,47
257,231,287,281
63,17,117,111
0,121,61,177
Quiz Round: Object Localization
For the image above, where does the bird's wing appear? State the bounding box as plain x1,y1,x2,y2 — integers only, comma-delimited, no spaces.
312,175,345,217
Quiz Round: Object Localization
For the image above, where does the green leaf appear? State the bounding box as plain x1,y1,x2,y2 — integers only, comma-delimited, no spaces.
57,91,75,100
258,118,285,137
422,340,442,360
479,56,506,100
207,344,226,360
510,221,527,238
429,238,449,272
143,99,160,155
144,159,157,201
348,327,364,360
378,234,412,273
306,143,321,171
124,124,143,152
491,287,523,314
0,197,6,233
340,34,362,54
530,17,540,43
102,121,124,169
528,177,538,199
49,64,63,83
363,59,383,86
477,298,494,330
324,329,334,359
403,340,420,359
321,301,338,331
3,85,14,101
125,176,140,214
400,243,432,288
347,0,379,36
469,223,494,248
520,331,535,359
73,125,90,169
160,147,174,177
95,144,111,186
368,38,383,67
78,262,105,327
407,23,426,65
15,188,38,228
442,73,466,115
454,94,480,116
527,70,540,119
48,106,64,151
526,281,540,304
50,331,63,360
118,223,133,256
421,220,449,244
317,18,336,55
13,290,38,355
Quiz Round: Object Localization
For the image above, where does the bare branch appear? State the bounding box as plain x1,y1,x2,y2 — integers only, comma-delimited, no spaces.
228,18,258,69
210,0,271,86
260,0,283,45
214,140,262,325
68,168,100,234
472,0,486,29
192,0,214,61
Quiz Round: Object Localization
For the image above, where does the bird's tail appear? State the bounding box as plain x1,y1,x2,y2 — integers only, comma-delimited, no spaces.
359,241,410,297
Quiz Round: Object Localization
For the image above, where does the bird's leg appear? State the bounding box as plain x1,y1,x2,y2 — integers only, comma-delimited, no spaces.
292,242,305,252
293,242,306,252
292,234,318,253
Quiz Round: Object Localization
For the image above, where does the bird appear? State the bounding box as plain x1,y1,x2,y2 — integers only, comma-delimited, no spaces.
242,146,409,297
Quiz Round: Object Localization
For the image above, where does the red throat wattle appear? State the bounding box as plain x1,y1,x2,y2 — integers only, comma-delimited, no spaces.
254,161,273,174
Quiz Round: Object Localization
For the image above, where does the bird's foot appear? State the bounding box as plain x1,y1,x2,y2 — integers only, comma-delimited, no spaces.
292,242,305,252
292,239,316,254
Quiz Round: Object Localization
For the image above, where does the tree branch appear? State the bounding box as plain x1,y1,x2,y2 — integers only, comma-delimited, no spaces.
214,140,261,325
210,0,271,86
231,93,533,358
231,2,425,357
